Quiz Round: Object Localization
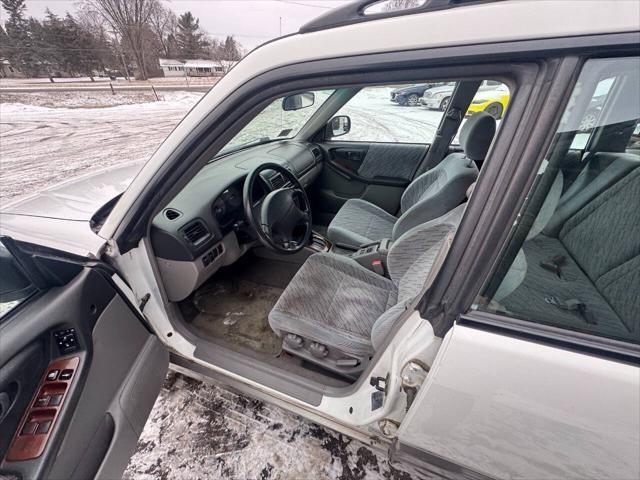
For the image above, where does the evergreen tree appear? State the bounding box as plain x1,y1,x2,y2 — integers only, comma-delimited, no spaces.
1,0,26,28
1,0,39,76
40,10,68,75
0,24,9,63
176,11,207,59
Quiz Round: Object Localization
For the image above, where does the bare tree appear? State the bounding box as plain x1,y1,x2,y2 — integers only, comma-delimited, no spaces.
208,35,242,74
148,1,177,58
83,0,158,80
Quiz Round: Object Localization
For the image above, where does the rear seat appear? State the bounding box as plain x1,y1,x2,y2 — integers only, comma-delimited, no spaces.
500,154,640,341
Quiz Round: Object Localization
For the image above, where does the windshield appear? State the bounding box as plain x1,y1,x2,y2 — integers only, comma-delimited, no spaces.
220,90,335,154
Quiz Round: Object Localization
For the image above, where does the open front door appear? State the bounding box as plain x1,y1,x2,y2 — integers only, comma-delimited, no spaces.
0,237,168,480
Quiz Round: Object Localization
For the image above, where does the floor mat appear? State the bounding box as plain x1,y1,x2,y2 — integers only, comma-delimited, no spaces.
190,278,283,357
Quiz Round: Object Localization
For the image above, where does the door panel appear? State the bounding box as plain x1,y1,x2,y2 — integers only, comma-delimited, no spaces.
0,249,167,480
311,141,428,221
396,324,640,479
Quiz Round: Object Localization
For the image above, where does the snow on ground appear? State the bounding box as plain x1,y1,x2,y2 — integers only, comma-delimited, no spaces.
124,372,419,480
0,91,202,204
0,91,160,108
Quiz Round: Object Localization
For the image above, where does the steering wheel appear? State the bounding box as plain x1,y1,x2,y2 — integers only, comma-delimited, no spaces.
243,162,312,254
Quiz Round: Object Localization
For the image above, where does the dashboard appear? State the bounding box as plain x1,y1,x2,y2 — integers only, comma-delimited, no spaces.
150,140,324,301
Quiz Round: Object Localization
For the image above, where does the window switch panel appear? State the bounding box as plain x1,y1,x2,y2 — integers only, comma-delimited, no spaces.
6,356,79,462
53,328,79,354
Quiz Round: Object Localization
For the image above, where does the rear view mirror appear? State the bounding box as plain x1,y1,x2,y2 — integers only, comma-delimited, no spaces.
282,92,315,111
328,115,351,138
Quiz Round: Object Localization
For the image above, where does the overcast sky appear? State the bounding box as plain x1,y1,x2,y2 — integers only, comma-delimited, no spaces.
23,0,349,51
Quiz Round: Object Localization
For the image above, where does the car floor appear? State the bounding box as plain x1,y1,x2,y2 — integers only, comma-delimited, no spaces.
180,253,351,388
188,278,285,356
180,254,298,355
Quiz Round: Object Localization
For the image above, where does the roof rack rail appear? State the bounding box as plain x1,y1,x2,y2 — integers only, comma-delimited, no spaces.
299,0,500,34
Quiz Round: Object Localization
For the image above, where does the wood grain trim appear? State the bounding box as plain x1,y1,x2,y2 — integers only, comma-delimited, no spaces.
5,356,79,462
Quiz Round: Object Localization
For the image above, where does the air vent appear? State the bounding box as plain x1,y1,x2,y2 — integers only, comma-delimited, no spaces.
182,220,210,246
164,208,182,220
311,146,322,161
270,173,285,190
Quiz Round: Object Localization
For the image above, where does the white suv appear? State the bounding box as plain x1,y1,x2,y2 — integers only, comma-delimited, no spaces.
1,1,639,479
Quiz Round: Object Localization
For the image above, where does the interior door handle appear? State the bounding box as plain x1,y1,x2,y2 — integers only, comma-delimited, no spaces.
346,151,363,162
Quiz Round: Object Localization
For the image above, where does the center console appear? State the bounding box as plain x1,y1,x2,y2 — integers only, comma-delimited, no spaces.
345,239,391,275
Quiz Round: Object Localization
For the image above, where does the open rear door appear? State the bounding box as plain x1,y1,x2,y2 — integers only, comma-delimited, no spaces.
0,237,168,480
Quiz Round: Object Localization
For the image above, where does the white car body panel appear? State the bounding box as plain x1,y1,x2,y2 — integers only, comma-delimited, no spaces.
422,97,444,109
399,325,640,479
99,0,640,239
0,215,105,257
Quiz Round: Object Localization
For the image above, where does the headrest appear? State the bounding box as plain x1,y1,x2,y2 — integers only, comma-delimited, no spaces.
466,181,476,199
460,111,497,161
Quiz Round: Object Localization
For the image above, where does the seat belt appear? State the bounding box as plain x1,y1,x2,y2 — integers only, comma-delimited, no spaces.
415,80,482,177
544,295,597,325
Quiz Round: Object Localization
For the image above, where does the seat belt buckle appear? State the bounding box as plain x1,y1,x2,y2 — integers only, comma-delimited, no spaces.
371,259,385,276
540,255,566,279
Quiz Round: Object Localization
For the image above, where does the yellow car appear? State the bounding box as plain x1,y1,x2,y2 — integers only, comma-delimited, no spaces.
466,86,510,119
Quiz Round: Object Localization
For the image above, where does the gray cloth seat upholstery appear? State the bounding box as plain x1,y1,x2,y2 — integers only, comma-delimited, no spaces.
269,205,466,358
326,112,495,247
502,163,640,340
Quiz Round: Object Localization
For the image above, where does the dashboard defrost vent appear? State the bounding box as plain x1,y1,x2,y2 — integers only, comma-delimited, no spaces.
182,220,210,246
270,174,285,190
164,208,182,220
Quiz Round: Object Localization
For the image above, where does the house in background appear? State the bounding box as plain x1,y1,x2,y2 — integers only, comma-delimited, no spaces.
0,59,24,78
159,58,231,77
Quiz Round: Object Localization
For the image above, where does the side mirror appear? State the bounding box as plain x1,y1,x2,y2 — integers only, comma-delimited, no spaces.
0,242,35,303
328,115,351,138
282,92,315,111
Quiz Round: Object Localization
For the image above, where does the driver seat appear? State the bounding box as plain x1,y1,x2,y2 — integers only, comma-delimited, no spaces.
268,200,468,376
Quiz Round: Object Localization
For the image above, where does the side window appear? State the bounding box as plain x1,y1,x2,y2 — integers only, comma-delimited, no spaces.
472,57,640,345
333,83,452,143
570,76,615,150
333,80,510,144
0,241,37,320
453,81,510,143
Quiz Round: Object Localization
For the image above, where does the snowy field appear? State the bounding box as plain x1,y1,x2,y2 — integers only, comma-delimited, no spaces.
0,87,453,479
0,86,447,205
0,91,202,204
